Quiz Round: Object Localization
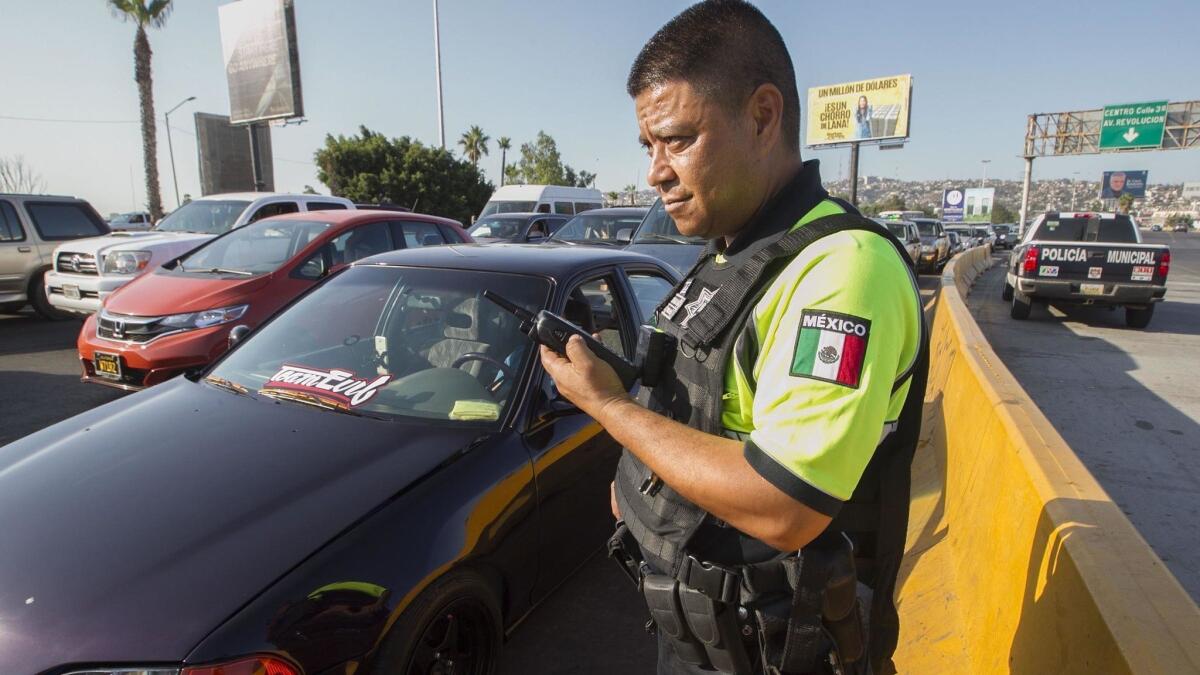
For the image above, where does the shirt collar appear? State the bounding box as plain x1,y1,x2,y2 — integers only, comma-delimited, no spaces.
710,159,829,258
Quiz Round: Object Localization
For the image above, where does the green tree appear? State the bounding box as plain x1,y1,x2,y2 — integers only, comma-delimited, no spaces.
503,131,592,187
576,170,597,188
108,0,173,221
457,125,490,168
315,126,493,223
497,137,511,186
991,201,1018,224
605,190,620,205
1118,193,1135,215
624,184,637,206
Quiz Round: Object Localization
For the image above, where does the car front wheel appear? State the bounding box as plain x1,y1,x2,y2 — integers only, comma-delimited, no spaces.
30,271,73,321
368,570,502,675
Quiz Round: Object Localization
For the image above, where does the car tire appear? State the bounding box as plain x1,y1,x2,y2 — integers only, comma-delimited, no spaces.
29,271,73,321
1125,305,1154,329
0,301,25,314
1002,282,1014,301
367,569,502,675
1011,290,1032,320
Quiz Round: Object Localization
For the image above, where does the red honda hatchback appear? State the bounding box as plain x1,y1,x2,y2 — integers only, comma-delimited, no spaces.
78,210,471,389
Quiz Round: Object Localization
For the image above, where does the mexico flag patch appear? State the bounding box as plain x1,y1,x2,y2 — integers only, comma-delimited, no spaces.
791,309,871,388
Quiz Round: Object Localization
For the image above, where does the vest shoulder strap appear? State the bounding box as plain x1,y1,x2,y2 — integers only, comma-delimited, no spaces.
680,213,899,349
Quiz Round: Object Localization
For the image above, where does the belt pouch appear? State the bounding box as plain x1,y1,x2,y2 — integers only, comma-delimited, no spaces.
679,585,755,675
642,573,710,667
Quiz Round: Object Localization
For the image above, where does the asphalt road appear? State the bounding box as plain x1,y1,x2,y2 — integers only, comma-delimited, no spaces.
966,231,1200,600
0,269,943,672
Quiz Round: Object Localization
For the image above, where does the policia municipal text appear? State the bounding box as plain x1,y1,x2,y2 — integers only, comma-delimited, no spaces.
539,2,928,674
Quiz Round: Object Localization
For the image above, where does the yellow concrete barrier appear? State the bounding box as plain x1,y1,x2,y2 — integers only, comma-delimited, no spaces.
893,246,1200,673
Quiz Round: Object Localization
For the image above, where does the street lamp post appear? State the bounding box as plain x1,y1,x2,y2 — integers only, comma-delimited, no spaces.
432,0,445,149
164,96,196,209
1071,171,1081,211
980,159,991,188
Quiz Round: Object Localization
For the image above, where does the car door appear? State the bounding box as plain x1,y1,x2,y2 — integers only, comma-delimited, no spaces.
524,269,639,600
0,200,35,299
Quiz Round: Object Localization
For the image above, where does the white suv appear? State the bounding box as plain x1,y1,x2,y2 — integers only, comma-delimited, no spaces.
44,193,354,316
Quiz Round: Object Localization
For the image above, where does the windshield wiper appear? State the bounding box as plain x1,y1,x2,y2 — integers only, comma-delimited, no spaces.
258,388,386,420
638,233,693,244
204,375,250,396
198,267,253,276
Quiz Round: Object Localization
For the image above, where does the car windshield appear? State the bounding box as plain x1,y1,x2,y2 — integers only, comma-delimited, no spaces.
178,219,331,275
885,223,908,238
469,216,525,240
208,266,550,425
479,201,537,217
1033,215,1137,243
632,201,705,244
156,200,251,235
551,212,646,244
993,225,1010,234
914,221,939,236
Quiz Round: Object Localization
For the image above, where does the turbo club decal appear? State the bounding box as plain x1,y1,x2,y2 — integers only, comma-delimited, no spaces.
263,363,392,407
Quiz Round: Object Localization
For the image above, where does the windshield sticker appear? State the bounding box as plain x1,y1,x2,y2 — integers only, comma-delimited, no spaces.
263,363,392,407
449,399,501,421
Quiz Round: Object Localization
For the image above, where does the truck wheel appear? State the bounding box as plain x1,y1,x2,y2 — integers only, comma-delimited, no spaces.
1125,305,1154,329
1010,290,1032,320
1001,282,1014,301
29,272,73,321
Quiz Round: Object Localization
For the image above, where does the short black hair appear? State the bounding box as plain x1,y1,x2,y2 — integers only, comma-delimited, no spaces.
627,0,800,151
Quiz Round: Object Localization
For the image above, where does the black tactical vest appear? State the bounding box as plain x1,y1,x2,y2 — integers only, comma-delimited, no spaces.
615,212,930,671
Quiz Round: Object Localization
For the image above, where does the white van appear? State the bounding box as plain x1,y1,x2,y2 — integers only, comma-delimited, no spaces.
479,185,603,218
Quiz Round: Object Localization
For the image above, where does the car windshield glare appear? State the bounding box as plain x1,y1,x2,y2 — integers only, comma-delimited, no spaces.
632,201,704,244
469,217,524,240
156,200,251,234
179,219,331,275
552,213,645,243
208,266,551,425
915,221,938,236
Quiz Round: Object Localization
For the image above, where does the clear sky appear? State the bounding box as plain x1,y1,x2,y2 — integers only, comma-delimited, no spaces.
2,0,1197,216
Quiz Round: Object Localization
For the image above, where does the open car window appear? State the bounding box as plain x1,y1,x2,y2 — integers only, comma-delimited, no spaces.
208,266,551,425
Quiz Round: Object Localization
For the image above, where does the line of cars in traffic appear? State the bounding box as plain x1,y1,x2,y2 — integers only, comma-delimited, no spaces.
1,184,998,673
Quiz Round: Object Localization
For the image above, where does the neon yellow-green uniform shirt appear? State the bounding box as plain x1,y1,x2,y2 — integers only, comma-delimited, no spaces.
724,197,922,516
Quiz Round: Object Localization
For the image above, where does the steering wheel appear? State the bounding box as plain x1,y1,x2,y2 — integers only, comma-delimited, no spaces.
451,352,516,384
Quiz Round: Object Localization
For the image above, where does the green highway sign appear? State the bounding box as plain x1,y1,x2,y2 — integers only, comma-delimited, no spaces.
1099,101,1168,150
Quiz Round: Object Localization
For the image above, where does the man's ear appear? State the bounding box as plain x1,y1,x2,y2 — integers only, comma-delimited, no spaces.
747,83,785,145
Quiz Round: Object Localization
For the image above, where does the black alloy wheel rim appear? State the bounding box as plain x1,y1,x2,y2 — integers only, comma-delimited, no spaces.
409,598,496,675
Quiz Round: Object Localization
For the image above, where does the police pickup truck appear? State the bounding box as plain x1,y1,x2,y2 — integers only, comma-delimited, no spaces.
1002,212,1168,328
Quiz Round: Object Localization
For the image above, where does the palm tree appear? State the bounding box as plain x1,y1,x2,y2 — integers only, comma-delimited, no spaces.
109,0,173,221
458,125,490,168
497,137,511,186
605,191,620,206
624,184,637,206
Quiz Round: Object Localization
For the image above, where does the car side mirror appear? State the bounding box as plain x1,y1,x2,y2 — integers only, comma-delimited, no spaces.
538,382,581,421
228,324,251,349
616,228,634,244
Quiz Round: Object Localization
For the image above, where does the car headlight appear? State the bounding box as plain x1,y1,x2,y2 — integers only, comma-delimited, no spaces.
921,244,934,253
102,250,152,275
159,304,249,330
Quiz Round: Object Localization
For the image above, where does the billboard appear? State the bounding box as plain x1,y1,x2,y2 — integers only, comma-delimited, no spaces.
218,0,304,124
1100,171,1148,199
963,188,994,223
194,112,274,195
806,74,912,147
941,188,965,222
1184,182,1200,201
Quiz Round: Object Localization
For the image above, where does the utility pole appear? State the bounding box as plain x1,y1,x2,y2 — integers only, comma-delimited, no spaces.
1071,171,1081,211
164,96,196,208
432,0,446,149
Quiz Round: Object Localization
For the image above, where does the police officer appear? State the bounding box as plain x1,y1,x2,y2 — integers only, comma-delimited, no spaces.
540,2,927,673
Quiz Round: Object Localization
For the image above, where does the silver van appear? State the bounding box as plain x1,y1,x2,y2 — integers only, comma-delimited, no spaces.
0,194,110,318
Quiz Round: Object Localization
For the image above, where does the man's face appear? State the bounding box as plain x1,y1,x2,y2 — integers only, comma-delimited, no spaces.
1110,172,1126,193
635,80,762,240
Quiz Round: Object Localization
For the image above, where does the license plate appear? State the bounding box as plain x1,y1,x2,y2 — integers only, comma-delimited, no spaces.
63,284,80,300
1080,283,1105,296
93,352,122,380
